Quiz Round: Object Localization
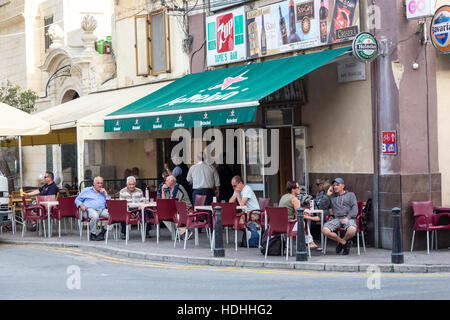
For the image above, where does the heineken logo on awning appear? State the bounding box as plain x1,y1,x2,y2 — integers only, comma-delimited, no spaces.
113,120,121,131
153,117,162,129
226,109,238,124
174,115,185,128
352,32,379,62
132,119,141,130
157,71,250,109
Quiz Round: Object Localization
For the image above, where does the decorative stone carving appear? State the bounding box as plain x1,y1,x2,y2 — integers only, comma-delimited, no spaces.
48,24,64,49
81,15,98,55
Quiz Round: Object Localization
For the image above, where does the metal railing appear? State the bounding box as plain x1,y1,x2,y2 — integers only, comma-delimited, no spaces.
79,178,163,199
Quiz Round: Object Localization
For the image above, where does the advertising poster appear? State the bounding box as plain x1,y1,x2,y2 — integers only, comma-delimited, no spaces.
206,7,247,66
245,0,360,59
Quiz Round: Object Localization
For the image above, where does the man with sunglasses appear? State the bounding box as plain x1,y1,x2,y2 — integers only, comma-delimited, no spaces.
320,177,358,255
24,171,58,232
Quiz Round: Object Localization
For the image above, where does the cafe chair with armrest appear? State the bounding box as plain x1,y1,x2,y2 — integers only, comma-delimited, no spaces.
174,201,211,249
323,202,366,255
411,201,450,254
264,207,294,260
286,218,312,260
76,206,108,241
51,196,78,238
21,196,47,238
145,198,178,244
105,200,141,245
211,202,247,251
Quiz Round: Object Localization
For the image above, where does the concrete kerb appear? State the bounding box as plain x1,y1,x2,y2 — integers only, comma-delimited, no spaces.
3,239,450,273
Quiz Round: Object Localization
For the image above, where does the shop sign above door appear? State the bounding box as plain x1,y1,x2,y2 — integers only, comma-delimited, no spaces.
405,0,433,20
430,5,450,54
206,7,247,66
352,32,378,62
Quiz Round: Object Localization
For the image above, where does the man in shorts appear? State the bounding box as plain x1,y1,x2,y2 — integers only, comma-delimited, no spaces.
319,178,358,255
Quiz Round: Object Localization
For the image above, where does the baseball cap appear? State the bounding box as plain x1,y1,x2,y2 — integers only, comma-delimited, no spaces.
332,177,345,184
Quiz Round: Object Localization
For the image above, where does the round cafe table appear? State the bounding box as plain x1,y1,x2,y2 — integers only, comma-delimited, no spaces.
128,201,156,242
40,200,59,238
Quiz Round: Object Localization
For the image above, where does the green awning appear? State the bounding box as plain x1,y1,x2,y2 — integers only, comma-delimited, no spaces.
104,46,350,132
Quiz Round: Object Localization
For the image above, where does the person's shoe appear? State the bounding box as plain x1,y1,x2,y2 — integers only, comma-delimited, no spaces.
30,224,37,232
342,240,353,255
98,228,107,237
335,242,344,254
181,232,193,241
121,233,126,240
90,233,101,241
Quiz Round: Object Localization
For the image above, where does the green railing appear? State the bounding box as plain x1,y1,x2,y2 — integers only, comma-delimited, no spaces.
79,178,163,199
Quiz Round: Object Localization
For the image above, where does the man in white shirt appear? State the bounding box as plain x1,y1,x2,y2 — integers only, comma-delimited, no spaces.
186,153,220,205
229,175,260,224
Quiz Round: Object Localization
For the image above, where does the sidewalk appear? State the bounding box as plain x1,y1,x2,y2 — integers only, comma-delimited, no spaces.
1,225,450,273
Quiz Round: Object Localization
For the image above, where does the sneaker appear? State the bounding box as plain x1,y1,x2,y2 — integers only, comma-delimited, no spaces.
121,233,126,240
90,233,101,241
335,242,344,254
30,224,37,232
342,240,353,255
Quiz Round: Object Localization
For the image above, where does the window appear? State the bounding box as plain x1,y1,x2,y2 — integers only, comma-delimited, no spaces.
44,16,54,52
134,10,170,76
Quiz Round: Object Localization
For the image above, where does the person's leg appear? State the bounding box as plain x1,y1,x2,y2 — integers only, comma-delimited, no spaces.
87,209,100,235
322,220,346,245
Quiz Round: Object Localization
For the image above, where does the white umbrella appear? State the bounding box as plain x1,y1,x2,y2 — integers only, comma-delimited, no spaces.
0,102,50,189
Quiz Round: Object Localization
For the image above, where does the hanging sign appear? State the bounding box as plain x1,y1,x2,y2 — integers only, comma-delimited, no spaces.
430,5,450,54
381,130,397,155
206,7,247,66
406,0,433,20
352,32,378,62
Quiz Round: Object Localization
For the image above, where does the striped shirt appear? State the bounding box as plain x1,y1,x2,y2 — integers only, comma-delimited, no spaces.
119,187,144,204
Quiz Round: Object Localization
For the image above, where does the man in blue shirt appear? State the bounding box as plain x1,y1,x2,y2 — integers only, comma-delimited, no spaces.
75,176,110,241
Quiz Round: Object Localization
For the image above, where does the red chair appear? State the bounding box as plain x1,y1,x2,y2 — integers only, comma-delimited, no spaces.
286,218,312,260
210,202,247,251
145,198,178,244
411,201,450,254
76,206,108,241
21,196,47,238
249,197,270,246
148,191,157,200
105,200,141,245
323,202,366,255
174,201,210,249
264,207,296,260
51,196,78,238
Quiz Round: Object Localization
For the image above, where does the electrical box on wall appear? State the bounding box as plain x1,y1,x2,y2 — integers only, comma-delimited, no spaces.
405,0,434,20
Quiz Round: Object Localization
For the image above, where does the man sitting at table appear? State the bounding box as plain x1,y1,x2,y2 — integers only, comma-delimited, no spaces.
75,176,111,241
119,175,149,240
229,175,260,225
161,174,192,239
24,171,59,232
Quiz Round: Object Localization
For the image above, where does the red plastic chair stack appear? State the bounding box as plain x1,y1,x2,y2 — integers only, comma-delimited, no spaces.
145,198,178,244
264,207,296,260
211,202,247,251
51,196,78,238
174,201,210,249
21,196,47,238
105,200,141,245
411,201,450,254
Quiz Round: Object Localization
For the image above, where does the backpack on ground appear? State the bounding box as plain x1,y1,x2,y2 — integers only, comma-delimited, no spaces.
259,229,285,256
240,223,260,248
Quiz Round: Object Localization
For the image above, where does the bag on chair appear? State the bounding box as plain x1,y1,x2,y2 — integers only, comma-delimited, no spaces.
260,229,285,256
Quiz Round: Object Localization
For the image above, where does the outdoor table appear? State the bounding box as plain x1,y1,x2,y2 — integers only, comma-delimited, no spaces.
40,200,59,238
128,201,156,242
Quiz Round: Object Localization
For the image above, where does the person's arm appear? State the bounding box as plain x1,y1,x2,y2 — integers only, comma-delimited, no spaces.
229,193,237,203
318,187,333,210
347,193,358,219
186,168,193,184
75,191,87,211
161,184,169,199
25,189,40,197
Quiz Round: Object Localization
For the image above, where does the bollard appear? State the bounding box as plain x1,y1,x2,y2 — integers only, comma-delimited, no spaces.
213,206,225,257
391,207,404,264
296,207,308,261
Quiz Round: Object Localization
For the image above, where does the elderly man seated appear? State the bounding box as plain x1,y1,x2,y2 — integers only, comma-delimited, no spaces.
161,174,192,239
75,176,111,241
119,175,149,239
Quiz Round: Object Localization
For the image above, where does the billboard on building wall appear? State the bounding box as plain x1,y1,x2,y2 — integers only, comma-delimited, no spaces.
246,0,360,59
206,7,248,66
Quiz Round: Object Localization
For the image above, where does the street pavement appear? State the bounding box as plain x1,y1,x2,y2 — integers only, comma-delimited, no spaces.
1,223,450,273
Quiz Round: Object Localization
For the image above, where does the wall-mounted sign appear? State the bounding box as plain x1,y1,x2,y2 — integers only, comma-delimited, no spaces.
245,0,360,60
406,0,433,20
430,5,450,54
352,32,378,62
206,8,247,66
210,0,252,12
337,58,366,82
381,130,397,155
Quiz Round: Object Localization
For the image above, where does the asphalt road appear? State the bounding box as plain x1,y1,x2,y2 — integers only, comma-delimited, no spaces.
1,243,450,301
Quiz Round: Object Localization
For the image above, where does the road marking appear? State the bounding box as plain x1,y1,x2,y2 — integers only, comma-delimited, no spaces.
4,243,450,278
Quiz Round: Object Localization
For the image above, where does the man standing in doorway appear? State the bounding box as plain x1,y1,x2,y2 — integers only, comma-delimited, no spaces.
186,153,220,205
320,178,358,255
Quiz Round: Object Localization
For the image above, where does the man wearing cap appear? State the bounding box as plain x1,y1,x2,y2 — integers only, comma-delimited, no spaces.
319,177,358,255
